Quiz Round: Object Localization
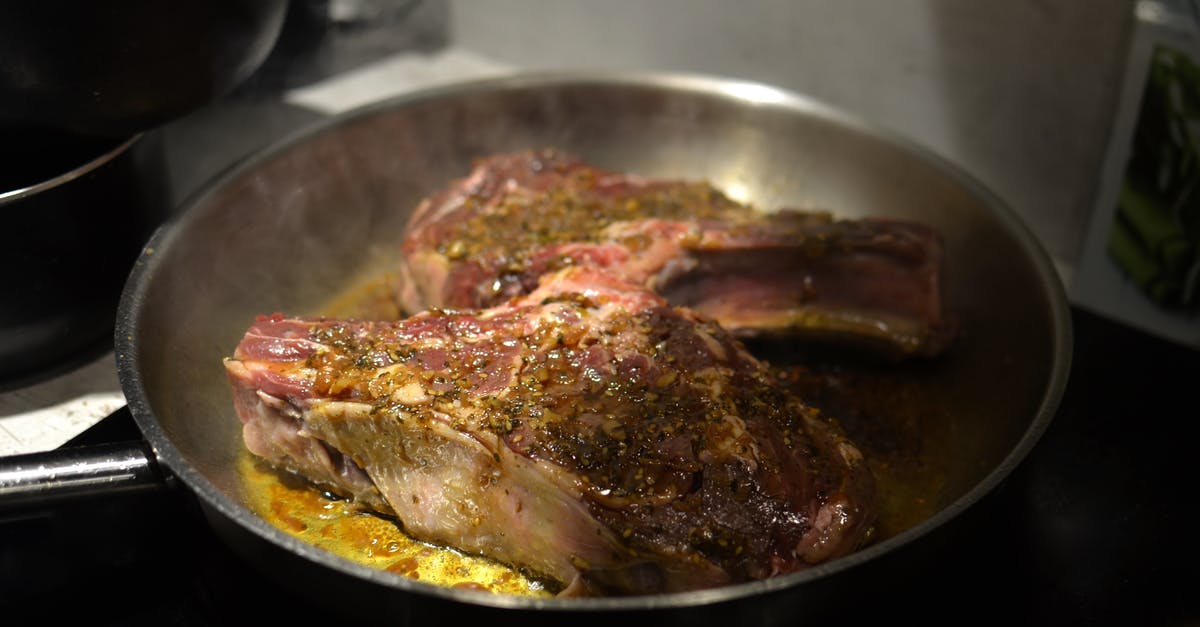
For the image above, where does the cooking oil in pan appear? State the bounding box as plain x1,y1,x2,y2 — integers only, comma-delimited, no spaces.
238,452,557,596
768,357,953,541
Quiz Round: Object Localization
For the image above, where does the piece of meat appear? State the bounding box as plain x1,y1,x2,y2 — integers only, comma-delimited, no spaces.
400,149,954,358
224,267,875,595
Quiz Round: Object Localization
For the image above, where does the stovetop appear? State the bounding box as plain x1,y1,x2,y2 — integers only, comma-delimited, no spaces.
2,10,1198,623
1,307,1196,626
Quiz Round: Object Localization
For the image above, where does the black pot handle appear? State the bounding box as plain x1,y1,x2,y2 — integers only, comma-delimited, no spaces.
0,441,171,512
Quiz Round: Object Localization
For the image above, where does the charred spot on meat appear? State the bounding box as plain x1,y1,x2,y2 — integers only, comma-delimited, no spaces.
225,267,876,595
400,149,955,359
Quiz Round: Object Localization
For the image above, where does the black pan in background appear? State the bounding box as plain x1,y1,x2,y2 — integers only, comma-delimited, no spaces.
0,1,287,138
0,127,168,389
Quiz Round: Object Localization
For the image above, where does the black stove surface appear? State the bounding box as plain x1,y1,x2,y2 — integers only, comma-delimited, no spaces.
0,409,316,625
1,306,1196,626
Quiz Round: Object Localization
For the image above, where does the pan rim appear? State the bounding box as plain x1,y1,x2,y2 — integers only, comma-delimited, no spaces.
115,69,1073,612
0,134,141,204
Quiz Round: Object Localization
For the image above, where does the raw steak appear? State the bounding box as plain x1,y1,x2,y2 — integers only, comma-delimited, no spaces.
225,267,875,595
400,149,953,358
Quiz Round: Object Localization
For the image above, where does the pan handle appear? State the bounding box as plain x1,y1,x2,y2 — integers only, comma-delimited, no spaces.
0,441,171,512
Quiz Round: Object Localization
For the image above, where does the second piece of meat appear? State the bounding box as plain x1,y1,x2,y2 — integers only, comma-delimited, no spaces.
400,149,954,358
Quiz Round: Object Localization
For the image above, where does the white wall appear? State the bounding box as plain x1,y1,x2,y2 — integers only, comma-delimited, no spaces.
447,0,1135,273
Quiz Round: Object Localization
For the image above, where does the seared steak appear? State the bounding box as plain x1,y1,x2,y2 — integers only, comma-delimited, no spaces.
400,149,953,358
225,267,875,595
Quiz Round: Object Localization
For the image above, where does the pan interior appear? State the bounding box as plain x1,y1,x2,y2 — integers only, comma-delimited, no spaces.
122,75,1065,606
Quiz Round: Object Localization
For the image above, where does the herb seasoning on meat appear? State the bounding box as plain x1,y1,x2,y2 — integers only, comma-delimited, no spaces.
226,267,875,595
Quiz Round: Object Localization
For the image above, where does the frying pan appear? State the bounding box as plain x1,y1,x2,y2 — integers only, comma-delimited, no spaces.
0,73,1071,625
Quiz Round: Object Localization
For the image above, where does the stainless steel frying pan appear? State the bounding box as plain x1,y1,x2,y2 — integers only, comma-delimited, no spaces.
0,72,1071,625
